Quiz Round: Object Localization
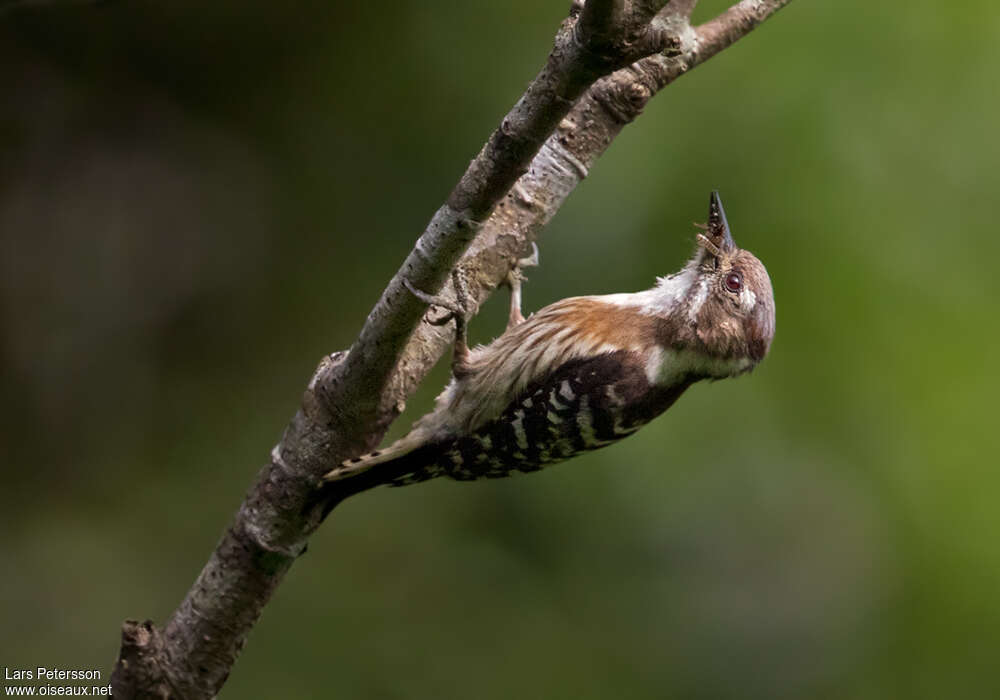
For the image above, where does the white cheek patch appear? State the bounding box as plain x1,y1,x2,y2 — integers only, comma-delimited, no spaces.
739,286,757,312
644,346,664,384
687,278,709,322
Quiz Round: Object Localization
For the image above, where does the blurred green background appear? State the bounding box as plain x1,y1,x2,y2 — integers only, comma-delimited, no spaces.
2,0,998,697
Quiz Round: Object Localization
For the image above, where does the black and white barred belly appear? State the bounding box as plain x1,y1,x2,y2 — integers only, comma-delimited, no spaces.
390,350,692,486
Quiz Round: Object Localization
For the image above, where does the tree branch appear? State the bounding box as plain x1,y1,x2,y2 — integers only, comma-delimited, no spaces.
110,1,795,697
364,0,795,434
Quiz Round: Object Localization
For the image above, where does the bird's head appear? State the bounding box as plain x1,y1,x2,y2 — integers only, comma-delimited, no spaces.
672,192,775,374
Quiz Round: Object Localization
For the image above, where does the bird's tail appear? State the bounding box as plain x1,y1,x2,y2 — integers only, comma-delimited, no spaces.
323,432,420,481
322,431,447,491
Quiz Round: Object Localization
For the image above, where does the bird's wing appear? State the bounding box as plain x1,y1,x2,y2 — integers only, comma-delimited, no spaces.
444,295,665,433
390,348,692,484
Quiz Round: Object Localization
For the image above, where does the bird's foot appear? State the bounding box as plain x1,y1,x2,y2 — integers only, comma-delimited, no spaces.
506,242,539,329
404,269,473,377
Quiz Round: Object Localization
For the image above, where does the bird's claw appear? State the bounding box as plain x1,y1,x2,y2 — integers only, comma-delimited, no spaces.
404,269,474,328
505,242,539,329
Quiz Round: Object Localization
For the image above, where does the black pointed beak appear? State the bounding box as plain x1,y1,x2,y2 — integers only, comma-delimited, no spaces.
708,191,737,253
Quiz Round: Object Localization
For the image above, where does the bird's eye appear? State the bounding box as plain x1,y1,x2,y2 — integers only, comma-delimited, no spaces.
724,271,742,293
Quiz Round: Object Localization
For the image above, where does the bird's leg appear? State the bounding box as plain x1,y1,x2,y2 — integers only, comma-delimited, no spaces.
505,242,539,330
404,269,473,378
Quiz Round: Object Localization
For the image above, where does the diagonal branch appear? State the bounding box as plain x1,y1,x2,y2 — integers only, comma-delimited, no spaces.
694,0,796,61
315,0,683,452
109,1,795,697
577,0,626,43
362,0,795,434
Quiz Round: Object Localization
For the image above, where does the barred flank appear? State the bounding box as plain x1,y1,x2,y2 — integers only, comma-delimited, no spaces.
348,351,693,488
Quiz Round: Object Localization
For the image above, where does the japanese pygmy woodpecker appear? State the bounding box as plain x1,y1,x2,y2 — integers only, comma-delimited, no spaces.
324,191,775,491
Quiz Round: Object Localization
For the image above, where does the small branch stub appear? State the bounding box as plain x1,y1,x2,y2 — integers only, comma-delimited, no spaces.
111,621,172,699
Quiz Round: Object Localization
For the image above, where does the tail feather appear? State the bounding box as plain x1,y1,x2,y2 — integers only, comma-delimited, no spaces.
323,433,427,482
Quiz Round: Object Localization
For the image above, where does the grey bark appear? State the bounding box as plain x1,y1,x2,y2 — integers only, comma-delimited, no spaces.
109,1,795,697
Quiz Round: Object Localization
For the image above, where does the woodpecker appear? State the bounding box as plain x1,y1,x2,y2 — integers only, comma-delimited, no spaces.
324,192,775,490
